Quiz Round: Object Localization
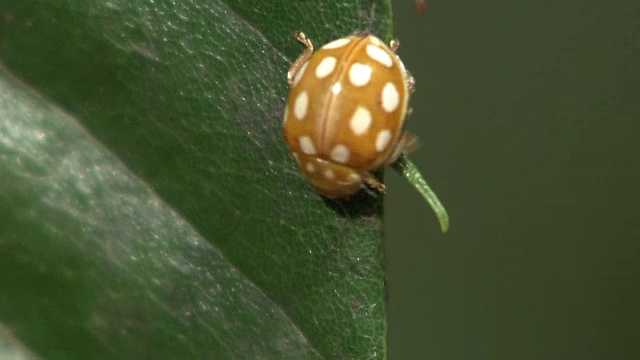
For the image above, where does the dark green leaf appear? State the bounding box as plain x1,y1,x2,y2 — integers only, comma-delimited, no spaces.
0,323,39,360
0,0,393,358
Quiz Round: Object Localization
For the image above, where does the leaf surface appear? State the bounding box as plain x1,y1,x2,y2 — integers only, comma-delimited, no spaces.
0,0,392,358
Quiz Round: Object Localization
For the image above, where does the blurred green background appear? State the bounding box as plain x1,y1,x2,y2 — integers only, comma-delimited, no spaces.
386,0,639,358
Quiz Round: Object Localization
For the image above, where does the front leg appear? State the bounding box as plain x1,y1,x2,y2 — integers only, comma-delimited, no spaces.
287,32,314,86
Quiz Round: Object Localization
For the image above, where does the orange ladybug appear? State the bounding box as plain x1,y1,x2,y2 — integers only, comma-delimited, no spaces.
283,32,416,198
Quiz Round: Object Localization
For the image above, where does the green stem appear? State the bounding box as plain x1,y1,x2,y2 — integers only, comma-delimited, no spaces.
391,155,450,233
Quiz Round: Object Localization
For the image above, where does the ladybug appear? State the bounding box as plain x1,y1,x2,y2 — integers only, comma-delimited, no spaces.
283,32,416,198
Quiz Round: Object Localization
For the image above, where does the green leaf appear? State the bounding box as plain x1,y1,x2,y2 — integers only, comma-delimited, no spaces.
0,323,39,360
0,0,393,358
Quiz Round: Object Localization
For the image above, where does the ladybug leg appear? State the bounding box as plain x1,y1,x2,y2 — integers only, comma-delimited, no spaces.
389,39,416,93
287,32,314,86
362,172,387,195
385,132,418,165
405,69,416,93
389,39,400,52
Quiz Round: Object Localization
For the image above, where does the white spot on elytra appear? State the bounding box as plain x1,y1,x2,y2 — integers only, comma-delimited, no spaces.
292,61,308,87
375,130,392,152
331,82,342,95
349,107,372,135
305,162,315,173
349,63,372,86
324,169,335,179
342,173,361,185
366,44,393,67
294,91,308,119
330,144,350,163
322,38,351,49
369,36,384,46
315,56,336,78
381,82,399,112
299,136,316,155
